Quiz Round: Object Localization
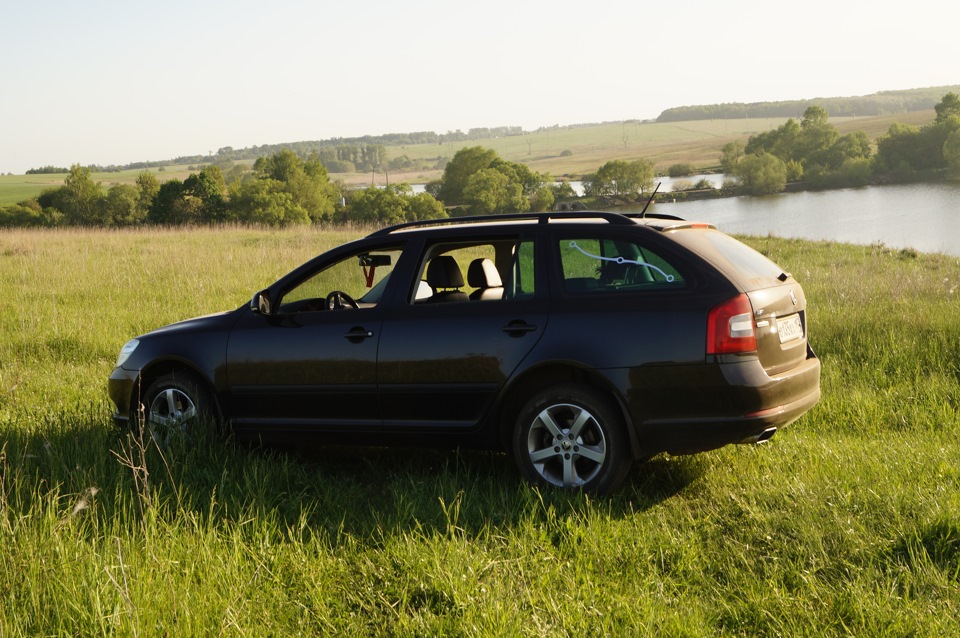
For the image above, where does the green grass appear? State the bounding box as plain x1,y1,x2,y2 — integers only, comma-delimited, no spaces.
1,227,959,635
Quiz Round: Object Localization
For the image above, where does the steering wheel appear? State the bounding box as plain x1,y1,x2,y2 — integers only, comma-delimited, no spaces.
325,290,359,310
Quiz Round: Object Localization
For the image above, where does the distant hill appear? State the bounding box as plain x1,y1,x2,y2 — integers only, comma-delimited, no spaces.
72,86,958,175
656,85,960,123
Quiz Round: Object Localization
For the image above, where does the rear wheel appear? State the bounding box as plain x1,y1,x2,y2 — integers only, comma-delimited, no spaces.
512,384,632,494
136,371,215,449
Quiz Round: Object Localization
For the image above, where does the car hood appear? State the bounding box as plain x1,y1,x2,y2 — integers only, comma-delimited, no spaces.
139,309,238,340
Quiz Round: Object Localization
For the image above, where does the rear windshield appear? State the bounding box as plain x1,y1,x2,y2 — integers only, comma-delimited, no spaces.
669,229,786,290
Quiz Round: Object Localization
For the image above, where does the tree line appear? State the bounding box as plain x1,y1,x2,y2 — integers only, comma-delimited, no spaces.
0,147,567,228
657,85,960,122
40,127,526,175
722,92,960,195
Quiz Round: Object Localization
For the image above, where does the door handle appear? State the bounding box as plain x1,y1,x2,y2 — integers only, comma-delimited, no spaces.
502,320,537,336
344,327,374,342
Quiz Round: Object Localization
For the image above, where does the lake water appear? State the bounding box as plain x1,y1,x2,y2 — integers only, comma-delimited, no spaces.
619,182,960,257
409,179,960,257
561,174,726,197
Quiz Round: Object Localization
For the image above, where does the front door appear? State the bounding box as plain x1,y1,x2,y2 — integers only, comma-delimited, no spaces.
226,308,382,429
226,244,403,432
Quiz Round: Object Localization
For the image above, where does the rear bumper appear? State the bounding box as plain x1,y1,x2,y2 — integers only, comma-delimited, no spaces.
628,348,821,456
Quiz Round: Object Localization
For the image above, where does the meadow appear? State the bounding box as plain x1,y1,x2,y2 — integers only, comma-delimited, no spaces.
1,226,958,635
0,109,937,205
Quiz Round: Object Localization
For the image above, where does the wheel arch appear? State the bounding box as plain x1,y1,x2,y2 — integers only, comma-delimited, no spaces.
131,358,223,422
494,362,644,458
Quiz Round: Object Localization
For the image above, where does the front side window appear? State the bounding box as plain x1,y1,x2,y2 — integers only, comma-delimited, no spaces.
278,247,402,313
558,236,685,295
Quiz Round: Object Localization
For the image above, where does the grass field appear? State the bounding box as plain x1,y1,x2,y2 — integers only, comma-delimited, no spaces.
1,225,958,634
0,110,937,205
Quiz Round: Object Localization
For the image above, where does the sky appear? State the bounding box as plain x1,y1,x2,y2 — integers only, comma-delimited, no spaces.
1,0,958,175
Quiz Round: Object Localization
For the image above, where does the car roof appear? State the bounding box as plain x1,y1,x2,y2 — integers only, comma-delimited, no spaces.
366,211,717,238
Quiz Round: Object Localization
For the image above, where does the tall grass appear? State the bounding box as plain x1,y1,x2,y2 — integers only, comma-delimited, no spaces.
1,227,958,635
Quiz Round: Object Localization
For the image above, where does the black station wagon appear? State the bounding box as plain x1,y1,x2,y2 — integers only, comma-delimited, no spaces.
109,211,821,493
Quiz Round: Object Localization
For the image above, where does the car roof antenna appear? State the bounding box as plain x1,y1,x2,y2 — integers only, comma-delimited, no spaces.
640,182,661,218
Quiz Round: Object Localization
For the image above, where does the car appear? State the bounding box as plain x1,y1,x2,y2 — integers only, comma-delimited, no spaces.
109,211,820,494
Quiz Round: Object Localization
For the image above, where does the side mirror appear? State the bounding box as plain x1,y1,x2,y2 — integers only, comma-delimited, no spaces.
251,290,272,315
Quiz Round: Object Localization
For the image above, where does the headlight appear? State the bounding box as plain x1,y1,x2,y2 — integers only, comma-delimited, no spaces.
115,339,140,368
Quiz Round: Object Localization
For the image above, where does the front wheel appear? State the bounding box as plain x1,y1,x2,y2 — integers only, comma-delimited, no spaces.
512,384,632,494
136,371,215,449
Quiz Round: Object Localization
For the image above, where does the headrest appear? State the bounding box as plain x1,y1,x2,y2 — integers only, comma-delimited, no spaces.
426,255,464,289
467,258,502,288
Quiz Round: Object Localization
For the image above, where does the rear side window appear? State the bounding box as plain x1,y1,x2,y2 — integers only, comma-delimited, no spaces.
412,238,536,303
558,236,685,295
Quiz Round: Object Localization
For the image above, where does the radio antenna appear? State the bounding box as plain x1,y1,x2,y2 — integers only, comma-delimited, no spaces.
640,182,661,218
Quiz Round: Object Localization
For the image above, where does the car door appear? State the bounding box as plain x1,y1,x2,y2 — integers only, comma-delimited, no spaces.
376,235,548,430
225,244,403,432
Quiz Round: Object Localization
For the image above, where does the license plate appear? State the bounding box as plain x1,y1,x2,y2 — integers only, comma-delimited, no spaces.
777,314,804,343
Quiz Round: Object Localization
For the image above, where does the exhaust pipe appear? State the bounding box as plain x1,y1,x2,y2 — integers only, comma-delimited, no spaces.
739,427,777,445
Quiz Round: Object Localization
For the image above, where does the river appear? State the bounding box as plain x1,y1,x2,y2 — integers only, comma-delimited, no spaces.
618,182,960,257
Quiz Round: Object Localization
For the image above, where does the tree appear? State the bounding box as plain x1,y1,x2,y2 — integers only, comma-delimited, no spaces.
720,141,745,174
62,164,105,225
147,166,227,225
874,122,948,174
588,159,654,197
345,186,407,225
875,122,923,173
935,92,960,124
147,179,191,225
102,184,141,226
733,153,787,195
463,168,528,215
342,184,447,224
434,146,551,213
746,118,801,162
182,166,227,222
135,172,160,222
945,129,960,179
250,150,337,223
797,106,839,168
528,185,555,212
437,146,498,205
826,131,872,169
227,178,309,226
407,192,447,220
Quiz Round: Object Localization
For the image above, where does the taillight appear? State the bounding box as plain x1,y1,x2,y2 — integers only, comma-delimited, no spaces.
707,294,757,354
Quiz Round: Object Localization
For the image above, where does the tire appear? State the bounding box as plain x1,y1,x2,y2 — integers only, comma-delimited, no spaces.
136,371,215,449
512,383,632,494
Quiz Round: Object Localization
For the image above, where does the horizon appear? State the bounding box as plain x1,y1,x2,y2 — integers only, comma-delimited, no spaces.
2,0,958,175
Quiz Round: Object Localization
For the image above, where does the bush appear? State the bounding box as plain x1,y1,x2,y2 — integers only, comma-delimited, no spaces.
668,163,695,177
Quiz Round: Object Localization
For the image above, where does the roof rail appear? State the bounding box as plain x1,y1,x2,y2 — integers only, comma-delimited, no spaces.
368,211,635,237
622,212,687,222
